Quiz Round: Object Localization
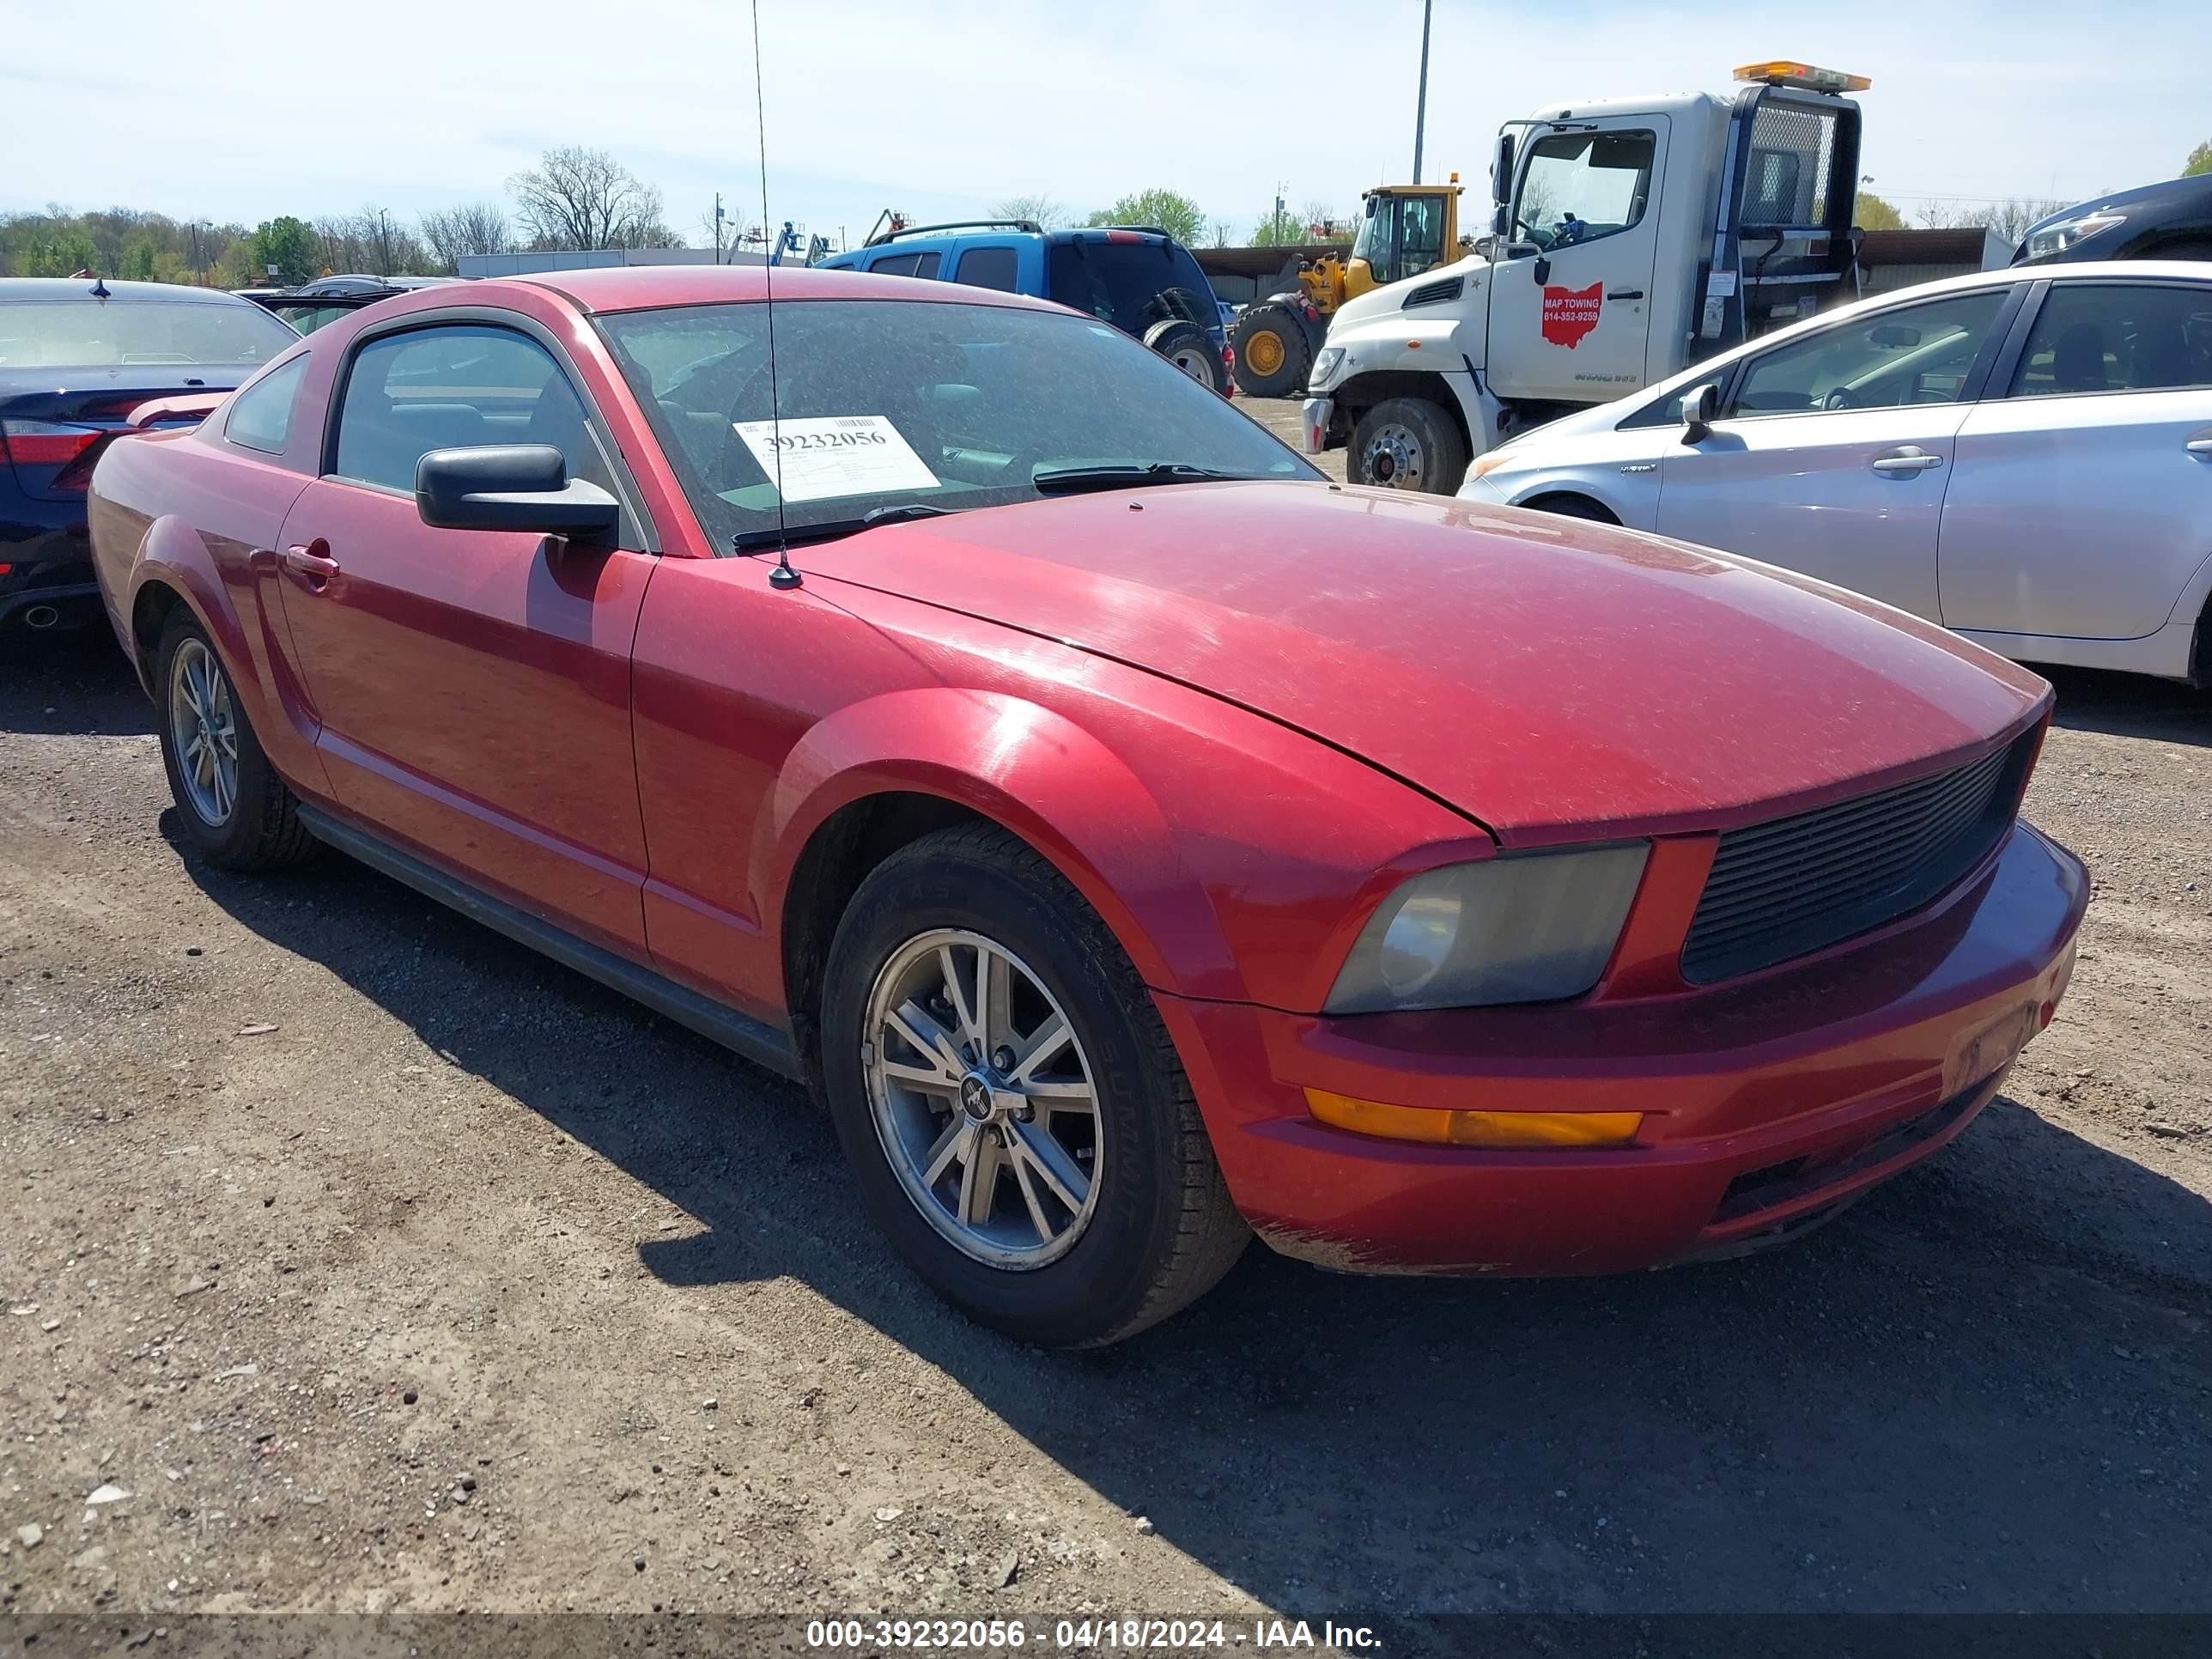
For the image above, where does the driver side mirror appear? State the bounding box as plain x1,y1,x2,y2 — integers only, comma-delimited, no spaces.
1680,382,1719,443
416,445,620,539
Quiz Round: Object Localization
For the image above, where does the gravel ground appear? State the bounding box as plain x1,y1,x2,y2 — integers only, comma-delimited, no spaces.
2,570,2208,1634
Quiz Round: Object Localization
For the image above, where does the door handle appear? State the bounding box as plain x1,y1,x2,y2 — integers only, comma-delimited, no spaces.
279,543,341,587
2186,437,2212,458
1870,449,1944,475
1606,289,1645,301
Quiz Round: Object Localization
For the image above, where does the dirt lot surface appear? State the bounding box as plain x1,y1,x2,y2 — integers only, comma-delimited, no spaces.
3,593,2209,1638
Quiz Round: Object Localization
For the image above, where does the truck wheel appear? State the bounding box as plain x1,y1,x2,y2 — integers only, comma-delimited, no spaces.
1231,303,1311,398
1145,319,1229,396
1349,398,1469,495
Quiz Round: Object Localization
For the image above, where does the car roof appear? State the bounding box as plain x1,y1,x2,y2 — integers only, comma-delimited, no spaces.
0,276,265,307
487,262,1071,316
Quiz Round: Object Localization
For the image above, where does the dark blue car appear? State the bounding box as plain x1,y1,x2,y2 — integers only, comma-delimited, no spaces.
2,277,296,637
819,222,1232,395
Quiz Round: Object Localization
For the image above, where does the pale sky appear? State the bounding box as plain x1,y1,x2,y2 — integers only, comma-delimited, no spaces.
5,0,2206,247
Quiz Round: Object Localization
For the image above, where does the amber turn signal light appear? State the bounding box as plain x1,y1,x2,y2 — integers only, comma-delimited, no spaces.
1304,1088,1642,1149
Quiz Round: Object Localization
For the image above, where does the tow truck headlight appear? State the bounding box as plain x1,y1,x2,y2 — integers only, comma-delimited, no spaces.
1325,844,1650,1014
1310,346,1345,385
2022,210,2126,262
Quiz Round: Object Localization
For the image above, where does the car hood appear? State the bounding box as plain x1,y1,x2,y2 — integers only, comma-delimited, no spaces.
796,483,2050,845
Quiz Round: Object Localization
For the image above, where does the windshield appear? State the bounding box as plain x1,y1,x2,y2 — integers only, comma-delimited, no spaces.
0,300,295,368
1044,239,1218,340
599,297,1317,549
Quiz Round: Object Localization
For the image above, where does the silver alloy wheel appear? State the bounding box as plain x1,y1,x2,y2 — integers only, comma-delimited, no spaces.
168,638,239,827
1360,422,1426,489
863,928,1103,1270
1168,345,1214,385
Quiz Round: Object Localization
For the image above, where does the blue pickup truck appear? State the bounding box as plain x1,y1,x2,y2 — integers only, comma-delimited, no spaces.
818,222,1231,394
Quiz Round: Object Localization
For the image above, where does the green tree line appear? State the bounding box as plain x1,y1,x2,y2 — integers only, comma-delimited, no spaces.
2,148,676,283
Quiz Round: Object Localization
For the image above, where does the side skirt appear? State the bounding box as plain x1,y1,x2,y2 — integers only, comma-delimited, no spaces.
297,805,801,1081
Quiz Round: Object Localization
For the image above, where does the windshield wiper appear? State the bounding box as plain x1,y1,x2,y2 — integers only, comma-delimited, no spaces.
1030,462,1266,496
731,501,953,553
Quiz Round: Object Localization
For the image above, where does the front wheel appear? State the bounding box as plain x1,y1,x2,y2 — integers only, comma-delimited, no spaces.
821,824,1248,1347
1347,397,1470,495
1230,302,1313,398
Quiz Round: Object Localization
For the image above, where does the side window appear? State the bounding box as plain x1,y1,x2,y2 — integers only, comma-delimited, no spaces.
955,247,1018,291
331,324,611,495
1512,129,1657,250
223,354,309,457
1727,290,2009,417
2007,283,2212,398
913,252,942,281
870,252,934,277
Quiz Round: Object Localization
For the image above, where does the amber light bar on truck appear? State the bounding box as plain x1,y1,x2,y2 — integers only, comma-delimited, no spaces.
1733,61,1872,94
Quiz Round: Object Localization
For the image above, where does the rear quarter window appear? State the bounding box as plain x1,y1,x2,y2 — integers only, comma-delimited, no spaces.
223,354,310,457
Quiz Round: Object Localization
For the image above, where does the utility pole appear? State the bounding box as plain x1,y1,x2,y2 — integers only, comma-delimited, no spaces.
1412,0,1432,185
714,191,727,264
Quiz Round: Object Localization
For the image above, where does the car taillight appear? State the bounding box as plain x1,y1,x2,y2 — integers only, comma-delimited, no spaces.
1,419,104,467
3,418,112,492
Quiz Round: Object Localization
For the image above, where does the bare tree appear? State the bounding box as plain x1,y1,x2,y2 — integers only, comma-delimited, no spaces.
420,202,514,272
995,193,1064,228
1912,196,2069,246
508,147,676,251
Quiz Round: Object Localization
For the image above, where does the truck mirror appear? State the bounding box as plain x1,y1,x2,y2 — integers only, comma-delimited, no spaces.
1680,382,1719,441
1492,131,1516,210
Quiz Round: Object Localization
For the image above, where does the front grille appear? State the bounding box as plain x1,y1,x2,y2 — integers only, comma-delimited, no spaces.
1681,732,2033,983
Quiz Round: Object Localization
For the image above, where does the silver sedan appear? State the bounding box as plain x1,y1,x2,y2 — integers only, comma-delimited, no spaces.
1460,261,2212,685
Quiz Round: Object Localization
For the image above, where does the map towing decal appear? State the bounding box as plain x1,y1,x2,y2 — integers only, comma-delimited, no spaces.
1540,281,1604,348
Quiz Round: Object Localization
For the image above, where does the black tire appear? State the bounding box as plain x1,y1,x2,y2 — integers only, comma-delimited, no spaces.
1347,396,1470,495
154,611,318,872
2149,239,2212,263
821,823,1248,1347
1230,302,1312,398
1144,318,1229,396
1527,494,1619,525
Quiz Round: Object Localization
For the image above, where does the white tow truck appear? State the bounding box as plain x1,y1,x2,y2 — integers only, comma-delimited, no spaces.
1304,60,1872,494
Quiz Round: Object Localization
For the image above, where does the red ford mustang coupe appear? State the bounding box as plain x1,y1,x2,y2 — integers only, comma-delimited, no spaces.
88,266,2087,1346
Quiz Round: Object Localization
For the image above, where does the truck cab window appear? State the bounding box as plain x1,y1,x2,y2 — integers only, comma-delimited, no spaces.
1512,130,1657,250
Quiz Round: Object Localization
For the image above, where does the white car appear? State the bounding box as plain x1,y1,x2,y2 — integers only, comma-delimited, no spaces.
1459,261,2212,685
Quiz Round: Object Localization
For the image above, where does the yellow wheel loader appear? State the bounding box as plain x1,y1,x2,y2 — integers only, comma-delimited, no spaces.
1230,178,1465,398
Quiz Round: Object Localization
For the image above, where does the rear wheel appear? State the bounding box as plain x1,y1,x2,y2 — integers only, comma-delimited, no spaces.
155,612,317,872
821,824,1247,1347
1230,302,1313,398
1348,397,1470,495
1144,319,1229,396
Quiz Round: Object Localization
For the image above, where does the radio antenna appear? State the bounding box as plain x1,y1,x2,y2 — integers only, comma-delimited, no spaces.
750,0,799,589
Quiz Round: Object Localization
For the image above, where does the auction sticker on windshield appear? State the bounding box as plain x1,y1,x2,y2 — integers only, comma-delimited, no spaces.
732,414,940,503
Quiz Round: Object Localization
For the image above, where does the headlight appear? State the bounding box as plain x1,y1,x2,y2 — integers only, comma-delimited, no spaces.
1326,844,1650,1014
2022,210,2125,262
1310,346,1344,384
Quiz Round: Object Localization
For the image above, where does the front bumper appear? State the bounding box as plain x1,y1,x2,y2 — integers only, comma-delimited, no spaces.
1156,821,2087,1276
1297,395,1334,453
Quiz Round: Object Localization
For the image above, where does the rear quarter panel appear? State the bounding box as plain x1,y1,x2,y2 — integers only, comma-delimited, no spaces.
88,428,326,794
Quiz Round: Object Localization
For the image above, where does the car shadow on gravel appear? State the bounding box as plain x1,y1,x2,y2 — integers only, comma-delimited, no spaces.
0,626,152,737
2044,664,2212,748
174,830,2212,1616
